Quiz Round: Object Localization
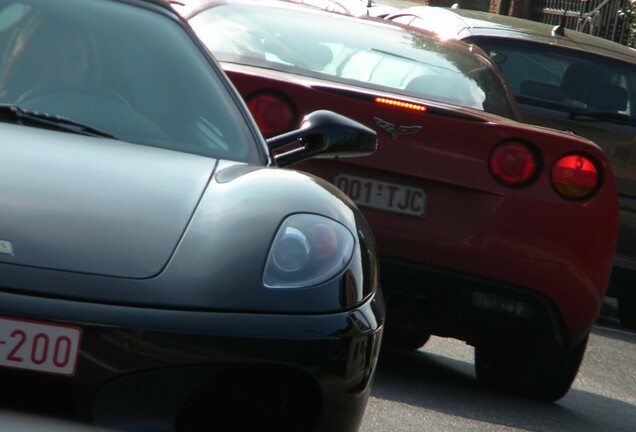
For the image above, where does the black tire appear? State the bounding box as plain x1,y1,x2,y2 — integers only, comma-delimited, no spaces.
474,336,589,402
383,329,431,351
618,293,636,330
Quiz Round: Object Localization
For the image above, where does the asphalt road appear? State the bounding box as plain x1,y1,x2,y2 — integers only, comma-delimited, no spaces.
360,299,636,431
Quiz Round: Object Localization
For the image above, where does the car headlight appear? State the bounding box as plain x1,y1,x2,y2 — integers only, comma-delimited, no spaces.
263,214,355,289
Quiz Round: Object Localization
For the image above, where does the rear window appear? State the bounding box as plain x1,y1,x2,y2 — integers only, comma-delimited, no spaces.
469,37,636,120
189,3,518,119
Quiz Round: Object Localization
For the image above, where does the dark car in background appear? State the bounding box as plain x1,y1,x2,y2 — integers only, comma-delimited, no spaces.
177,0,619,402
0,1,384,431
386,5,636,329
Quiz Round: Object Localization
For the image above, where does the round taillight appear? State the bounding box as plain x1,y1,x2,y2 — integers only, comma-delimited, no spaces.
246,92,295,138
489,141,539,186
551,153,599,199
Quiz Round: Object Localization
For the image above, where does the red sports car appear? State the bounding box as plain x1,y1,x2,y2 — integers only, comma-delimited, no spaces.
384,5,636,330
177,0,619,401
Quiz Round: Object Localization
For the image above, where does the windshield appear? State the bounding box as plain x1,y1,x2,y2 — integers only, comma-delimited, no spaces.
0,0,262,162
188,3,517,119
469,37,636,122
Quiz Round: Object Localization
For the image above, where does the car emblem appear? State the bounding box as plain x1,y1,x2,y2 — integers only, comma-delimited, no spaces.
0,240,13,255
374,117,422,141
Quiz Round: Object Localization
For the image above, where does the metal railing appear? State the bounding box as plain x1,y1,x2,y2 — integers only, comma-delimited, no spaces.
530,0,631,45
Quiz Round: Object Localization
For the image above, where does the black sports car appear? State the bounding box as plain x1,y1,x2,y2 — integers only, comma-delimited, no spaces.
0,0,383,431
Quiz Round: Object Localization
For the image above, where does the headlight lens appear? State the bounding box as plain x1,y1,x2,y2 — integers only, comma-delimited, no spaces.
263,214,355,289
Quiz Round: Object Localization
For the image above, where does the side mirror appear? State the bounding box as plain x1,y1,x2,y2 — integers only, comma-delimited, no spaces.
266,110,377,167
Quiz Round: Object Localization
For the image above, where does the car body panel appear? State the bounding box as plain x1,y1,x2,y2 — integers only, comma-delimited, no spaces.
0,288,383,432
0,155,378,313
3,123,214,278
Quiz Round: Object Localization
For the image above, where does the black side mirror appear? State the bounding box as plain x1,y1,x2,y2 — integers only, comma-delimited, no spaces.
266,110,377,167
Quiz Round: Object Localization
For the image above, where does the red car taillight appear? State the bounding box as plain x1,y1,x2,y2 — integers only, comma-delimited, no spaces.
489,141,539,186
246,91,296,138
551,153,599,200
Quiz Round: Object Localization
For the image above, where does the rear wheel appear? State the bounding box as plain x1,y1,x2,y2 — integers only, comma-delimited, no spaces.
382,290,431,351
383,329,431,351
618,293,636,330
474,335,588,402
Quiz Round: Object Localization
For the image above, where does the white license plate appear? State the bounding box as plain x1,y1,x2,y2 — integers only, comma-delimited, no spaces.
0,316,82,376
334,174,427,217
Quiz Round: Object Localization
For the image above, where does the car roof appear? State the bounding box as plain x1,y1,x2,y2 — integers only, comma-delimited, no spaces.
393,6,636,65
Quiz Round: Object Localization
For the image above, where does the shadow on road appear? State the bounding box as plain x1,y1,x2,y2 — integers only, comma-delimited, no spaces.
371,344,636,432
